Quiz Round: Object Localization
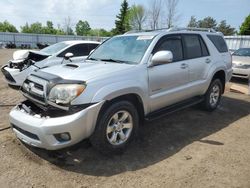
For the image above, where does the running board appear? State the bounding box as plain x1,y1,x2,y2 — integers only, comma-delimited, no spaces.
145,96,204,121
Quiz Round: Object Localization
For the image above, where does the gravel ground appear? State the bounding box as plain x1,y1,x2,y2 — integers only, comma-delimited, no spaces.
0,49,250,188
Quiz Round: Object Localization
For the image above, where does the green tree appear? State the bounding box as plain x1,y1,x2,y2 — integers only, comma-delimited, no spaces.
239,14,250,35
99,29,113,37
187,16,198,27
21,23,30,33
217,20,235,36
21,22,44,34
44,21,57,34
75,20,91,36
114,0,130,34
0,20,18,32
88,29,113,37
129,5,146,30
198,16,217,29
21,22,66,35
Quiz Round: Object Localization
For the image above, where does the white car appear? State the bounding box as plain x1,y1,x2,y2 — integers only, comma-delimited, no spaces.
1,40,100,88
232,48,250,79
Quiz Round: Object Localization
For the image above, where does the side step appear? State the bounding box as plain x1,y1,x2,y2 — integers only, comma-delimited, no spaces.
145,96,204,121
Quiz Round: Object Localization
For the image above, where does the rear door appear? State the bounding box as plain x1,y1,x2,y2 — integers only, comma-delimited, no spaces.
148,35,189,112
182,34,212,95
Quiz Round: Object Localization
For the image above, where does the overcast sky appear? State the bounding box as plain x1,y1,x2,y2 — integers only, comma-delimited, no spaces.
0,0,249,31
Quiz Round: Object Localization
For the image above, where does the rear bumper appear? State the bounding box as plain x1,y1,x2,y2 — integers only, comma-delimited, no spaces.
9,101,104,150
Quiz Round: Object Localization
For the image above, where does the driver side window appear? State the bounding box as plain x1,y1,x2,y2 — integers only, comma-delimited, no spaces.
154,36,183,62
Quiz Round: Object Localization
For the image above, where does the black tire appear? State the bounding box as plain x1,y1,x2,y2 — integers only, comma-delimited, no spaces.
90,100,139,155
201,79,223,111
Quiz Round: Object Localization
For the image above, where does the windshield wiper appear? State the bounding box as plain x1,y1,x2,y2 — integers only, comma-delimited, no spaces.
99,58,136,64
99,58,124,63
87,58,136,64
87,57,99,61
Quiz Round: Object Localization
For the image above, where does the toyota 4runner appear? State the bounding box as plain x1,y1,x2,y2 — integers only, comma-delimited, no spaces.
9,28,232,154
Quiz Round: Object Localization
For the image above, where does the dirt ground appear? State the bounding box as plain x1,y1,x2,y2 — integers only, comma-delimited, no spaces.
0,49,250,188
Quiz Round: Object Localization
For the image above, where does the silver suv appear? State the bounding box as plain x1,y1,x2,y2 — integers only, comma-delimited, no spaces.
9,28,232,154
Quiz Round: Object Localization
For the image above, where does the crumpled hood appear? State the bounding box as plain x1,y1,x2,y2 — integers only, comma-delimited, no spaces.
232,56,250,65
40,62,134,81
12,50,49,61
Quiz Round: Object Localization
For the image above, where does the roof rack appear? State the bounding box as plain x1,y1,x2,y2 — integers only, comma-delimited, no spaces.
124,29,154,34
124,27,216,34
167,27,216,33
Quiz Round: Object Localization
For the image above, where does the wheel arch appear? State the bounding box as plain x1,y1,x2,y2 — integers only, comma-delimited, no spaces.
211,70,226,93
97,93,145,126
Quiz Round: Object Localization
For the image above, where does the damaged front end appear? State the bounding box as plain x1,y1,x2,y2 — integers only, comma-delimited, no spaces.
1,50,49,86
9,50,49,71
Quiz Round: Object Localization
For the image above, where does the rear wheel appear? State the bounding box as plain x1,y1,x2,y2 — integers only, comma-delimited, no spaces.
90,100,139,155
202,79,223,111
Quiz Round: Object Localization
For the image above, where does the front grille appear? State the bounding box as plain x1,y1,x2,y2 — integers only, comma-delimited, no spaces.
22,75,48,105
12,124,40,141
25,80,44,91
35,84,44,91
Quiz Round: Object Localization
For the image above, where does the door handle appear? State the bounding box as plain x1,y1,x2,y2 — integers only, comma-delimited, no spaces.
205,58,211,64
181,63,188,69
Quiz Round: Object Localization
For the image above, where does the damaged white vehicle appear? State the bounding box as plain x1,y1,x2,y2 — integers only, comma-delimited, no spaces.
1,40,100,88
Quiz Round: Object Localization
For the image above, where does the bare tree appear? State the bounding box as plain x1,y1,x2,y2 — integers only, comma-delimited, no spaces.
129,5,147,30
148,0,162,30
63,16,74,35
165,0,179,28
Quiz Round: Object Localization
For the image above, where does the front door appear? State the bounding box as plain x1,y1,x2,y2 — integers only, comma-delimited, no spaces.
148,35,189,112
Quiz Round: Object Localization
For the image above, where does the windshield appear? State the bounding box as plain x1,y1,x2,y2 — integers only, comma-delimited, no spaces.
40,42,69,55
233,48,250,57
88,35,154,64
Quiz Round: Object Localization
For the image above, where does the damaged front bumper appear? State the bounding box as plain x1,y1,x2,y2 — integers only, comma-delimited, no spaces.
1,64,37,87
9,100,104,150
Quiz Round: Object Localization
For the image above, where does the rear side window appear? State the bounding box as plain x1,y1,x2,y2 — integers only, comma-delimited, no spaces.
207,35,228,53
183,35,202,59
155,36,183,62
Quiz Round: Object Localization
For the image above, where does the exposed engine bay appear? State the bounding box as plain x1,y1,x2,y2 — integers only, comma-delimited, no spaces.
8,50,49,71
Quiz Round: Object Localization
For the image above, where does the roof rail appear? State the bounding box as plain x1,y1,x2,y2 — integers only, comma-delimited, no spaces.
124,29,155,34
124,27,216,34
167,27,216,33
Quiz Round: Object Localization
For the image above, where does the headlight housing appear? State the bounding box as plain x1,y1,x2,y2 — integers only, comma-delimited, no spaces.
48,84,86,105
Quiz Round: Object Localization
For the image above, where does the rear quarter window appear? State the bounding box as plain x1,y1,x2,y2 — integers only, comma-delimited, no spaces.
207,35,228,53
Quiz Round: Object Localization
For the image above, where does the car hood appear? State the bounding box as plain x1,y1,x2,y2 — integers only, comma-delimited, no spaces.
232,56,250,65
12,50,49,61
39,61,135,81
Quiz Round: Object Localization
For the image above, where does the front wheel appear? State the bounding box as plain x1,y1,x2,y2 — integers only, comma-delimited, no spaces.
201,79,223,111
90,101,139,155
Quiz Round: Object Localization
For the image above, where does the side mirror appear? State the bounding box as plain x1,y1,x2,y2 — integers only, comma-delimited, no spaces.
64,52,74,60
150,51,173,66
